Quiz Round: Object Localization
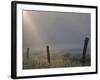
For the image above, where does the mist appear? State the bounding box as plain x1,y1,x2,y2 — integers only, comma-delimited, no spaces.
22,10,90,50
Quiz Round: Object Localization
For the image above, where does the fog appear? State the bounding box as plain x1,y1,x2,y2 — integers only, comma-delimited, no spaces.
22,10,90,49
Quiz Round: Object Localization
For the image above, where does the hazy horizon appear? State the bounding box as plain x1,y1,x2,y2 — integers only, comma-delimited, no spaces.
22,10,90,50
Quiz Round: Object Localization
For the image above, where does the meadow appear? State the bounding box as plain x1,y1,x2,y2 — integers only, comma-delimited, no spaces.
23,48,90,69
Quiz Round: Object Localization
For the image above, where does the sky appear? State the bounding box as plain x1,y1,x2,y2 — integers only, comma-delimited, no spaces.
22,10,90,49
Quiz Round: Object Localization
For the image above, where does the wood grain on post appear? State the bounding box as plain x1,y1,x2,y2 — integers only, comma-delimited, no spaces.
82,37,89,66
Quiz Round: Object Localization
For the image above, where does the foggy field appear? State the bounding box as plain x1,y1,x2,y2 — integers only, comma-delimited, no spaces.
23,49,91,69
22,10,91,69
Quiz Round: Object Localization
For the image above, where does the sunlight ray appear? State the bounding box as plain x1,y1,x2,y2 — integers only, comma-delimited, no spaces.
23,11,44,47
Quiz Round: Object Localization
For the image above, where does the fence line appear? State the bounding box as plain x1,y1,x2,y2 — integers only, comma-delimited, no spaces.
25,37,89,66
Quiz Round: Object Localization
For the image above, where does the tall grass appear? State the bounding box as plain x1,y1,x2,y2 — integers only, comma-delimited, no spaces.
23,50,90,69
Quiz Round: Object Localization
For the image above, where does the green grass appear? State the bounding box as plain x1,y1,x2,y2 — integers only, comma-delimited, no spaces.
23,51,90,69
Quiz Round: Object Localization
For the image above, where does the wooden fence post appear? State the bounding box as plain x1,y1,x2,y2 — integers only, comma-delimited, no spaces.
27,48,30,59
46,45,50,64
82,37,89,66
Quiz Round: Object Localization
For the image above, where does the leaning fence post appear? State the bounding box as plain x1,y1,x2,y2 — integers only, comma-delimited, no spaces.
27,48,30,59
46,45,50,64
82,37,89,66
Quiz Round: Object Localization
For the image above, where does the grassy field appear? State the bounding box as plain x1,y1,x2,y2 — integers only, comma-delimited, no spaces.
23,49,90,69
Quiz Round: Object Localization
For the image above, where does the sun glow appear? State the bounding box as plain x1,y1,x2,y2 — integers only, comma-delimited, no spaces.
23,11,44,47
